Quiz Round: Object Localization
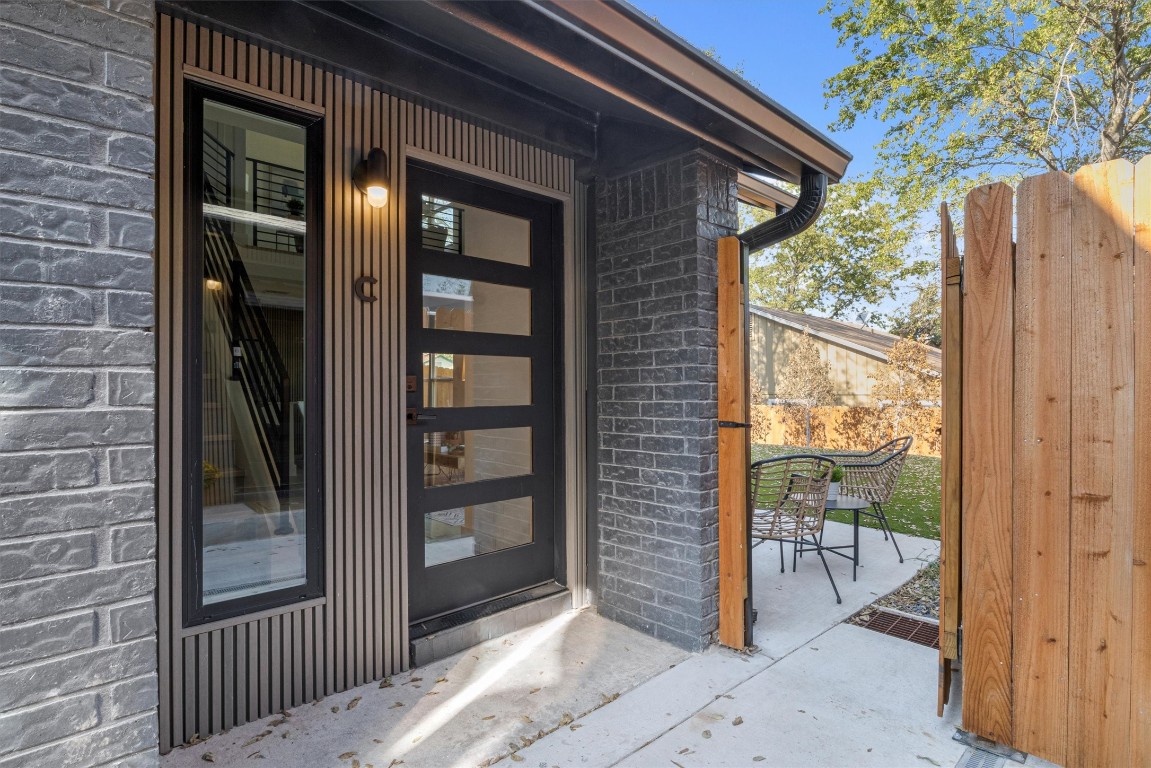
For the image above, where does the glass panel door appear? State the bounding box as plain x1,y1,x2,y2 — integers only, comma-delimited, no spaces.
406,163,562,623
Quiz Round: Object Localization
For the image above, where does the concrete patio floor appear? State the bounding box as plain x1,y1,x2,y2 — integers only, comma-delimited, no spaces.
163,523,1057,767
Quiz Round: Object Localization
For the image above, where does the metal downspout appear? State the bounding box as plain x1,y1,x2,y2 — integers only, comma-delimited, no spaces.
737,165,828,253
733,165,828,645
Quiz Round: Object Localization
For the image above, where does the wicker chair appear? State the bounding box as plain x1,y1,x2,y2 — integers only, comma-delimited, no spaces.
821,436,913,563
749,454,842,603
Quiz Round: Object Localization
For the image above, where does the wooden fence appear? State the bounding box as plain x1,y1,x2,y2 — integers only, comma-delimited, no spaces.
943,157,1150,767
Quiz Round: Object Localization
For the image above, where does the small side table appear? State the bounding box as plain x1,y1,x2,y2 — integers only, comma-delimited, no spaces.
824,494,871,581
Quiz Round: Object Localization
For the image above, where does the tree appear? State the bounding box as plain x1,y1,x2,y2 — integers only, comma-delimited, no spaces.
886,280,942,347
747,178,931,321
871,338,942,451
777,332,836,446
825,0,1151,209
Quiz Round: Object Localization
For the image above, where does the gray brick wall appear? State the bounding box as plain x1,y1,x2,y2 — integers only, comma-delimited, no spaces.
593,150,738,651
0,1,158,766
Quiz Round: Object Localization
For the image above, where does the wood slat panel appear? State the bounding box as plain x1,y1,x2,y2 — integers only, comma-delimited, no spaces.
157,14,575,751
716,236,748,650
1068,159,1135,768
1011,171,1072,763
937,201,961,717
961,182,1015,744
1133,154,1151,768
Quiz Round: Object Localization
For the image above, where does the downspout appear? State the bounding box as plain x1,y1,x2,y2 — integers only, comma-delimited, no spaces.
737,165,828,253
732,165,829,646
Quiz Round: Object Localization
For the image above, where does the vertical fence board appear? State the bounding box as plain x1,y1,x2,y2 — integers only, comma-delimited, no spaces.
938,202,962,716
1131,155,1151,766
961,182,1015,744
1068,159,1135,768
717,236,748,649
1011,171,1072,764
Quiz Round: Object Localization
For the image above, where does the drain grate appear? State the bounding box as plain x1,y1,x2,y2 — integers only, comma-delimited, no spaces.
858,609,939,649
956,746,1008,768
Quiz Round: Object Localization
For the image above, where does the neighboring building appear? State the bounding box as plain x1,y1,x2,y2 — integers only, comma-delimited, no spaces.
750,306,941,406
0,1,849,763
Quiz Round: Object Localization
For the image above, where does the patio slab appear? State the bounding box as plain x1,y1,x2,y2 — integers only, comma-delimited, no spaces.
162,610,689,768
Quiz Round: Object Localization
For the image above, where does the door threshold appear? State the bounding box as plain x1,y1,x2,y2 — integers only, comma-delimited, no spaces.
410,583,570,667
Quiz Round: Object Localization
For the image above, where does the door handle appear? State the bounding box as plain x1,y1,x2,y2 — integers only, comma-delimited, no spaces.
406,408,438,426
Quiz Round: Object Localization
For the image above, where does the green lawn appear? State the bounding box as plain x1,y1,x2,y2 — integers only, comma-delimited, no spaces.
750,444,942,541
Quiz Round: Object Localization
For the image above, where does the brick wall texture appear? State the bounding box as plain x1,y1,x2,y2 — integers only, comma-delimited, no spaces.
594,150,739,651
0,1,158,766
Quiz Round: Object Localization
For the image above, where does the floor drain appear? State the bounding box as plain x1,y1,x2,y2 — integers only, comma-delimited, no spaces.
956,746,1007,768
857,609,939,649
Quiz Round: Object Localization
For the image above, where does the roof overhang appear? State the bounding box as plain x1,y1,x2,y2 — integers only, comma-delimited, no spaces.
164,0,851,184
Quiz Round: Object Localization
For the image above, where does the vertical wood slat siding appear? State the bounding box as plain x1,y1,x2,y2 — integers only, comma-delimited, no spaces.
156,17,574,751
1010,172,1072,763
960,182,1015,745
1067,160,1135,768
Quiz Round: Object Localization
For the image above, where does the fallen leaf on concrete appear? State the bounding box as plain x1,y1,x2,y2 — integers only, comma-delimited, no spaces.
246,751,264,759
482,715,495,721
425,691,439,697
352,760,361,768
520,715,533,724
702,712,724,722
510,754,525,763
389,702,404,709
331,707,340,713
600,692,619,705
435,677,448,683
201,754,215,763
678,748,690,754
702,730,712,739
379,678,393,688
269,717,287,727
732,716,744,726
753,757,766,762
387,760,404,768
671,761,685,768
241,731,273,748
558,713,574,726
407,677,423,685
569,724,583,731
347,697,362,711
916,757,942,766
520,735,533,747
338,752,357,760
529,687,541,695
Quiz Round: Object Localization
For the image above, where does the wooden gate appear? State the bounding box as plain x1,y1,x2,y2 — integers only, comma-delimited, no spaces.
942,157,1150,767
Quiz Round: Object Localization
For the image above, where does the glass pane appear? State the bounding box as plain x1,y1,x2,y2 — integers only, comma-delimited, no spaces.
420,194,530,266
199,100,309,605
424,427,531,488
424,496,533,567
422,275,530,335
422,353,530,407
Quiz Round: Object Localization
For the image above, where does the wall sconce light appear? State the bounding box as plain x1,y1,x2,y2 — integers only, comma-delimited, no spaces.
353,148,390,208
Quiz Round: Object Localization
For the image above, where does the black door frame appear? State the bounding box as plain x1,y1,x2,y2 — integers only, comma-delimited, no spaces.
405,161,565,624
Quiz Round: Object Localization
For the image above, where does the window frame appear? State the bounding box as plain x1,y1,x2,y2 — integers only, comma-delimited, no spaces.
182,82,325,627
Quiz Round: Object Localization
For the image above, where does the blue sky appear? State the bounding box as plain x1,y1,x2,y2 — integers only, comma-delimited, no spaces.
631,0,882,179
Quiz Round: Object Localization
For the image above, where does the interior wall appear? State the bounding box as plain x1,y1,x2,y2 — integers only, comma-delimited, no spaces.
156,15,577,751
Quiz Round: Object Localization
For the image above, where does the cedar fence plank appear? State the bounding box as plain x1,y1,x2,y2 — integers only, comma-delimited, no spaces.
938,201,962,716
1011,171,1072,765
717,236,748,649
961,182,1015,745
1068,159,1135,768
1130,155,1151,766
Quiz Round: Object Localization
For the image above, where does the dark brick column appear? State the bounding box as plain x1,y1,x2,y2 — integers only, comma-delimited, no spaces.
593,150,738,650
0,1,158,765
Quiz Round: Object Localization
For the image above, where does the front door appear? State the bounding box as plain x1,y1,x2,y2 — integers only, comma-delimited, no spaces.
406,163,563,623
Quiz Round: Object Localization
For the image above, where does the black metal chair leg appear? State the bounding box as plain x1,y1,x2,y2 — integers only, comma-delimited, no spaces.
778,539,785,573
874,503,904,563
809,534,842,604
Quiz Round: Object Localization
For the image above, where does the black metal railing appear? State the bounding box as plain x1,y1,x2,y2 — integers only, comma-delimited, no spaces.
201,131,293,498
250,157,306,253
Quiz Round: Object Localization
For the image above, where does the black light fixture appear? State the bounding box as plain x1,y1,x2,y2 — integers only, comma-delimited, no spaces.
352,147,390,208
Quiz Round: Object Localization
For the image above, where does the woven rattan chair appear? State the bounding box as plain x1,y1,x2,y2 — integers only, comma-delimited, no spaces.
749,454,842,603
821,436,912,563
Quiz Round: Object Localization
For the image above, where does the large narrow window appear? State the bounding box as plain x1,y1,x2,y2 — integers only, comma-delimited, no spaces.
184,84,323,625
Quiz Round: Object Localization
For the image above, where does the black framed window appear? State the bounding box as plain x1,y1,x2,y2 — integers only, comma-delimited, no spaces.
183,83,324,626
